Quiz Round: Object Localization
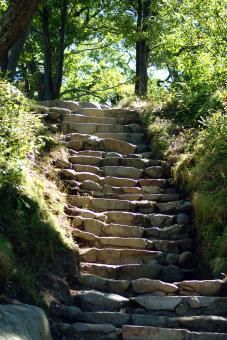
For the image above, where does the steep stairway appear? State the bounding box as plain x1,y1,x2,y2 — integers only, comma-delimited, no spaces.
47,106,227,339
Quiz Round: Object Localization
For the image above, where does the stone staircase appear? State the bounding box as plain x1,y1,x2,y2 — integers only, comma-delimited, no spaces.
47,105,227,339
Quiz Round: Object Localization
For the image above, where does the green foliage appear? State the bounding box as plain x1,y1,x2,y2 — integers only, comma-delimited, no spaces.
0,80,75,304
150,0,226,125
0,80,43,185
174,111,227,274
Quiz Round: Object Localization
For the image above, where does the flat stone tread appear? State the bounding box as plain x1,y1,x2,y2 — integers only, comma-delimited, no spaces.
79,247,165,264
67,208,176,227
67,195,156,212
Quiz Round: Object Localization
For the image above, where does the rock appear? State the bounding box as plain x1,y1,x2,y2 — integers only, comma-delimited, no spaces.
82,218,104,235
69,155,102,165
77,274,130,294
105,152,123,158
177,213,189,225
73,164,102,175
0,303,51,340
103,138,136,155
132,278,178,294
178,280,224,296
131,295,183,311
178,251,193,266
55,159,72,169
81,180,102,192
103,166,142,179
48,107,71,120
58,322,118,339
73,290,129,312
68,139,84,151
104,176,137,187
148,214,174,227
143,186,161,194
51,305,82,320
60,168,76,178
117,262,162,281
79,102,101,108
145,166,164,178
41,99,79,110
165,253,178,265
122,325,227,340
77,311,130,327
171,315,227,333
160,265,184,282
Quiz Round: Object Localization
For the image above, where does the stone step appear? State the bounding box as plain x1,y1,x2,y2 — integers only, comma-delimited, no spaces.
68,194,190,214
73,217,192,240
79,248,165,265
73,217,144,238
145,224,194,240
78,190,180,203
130,295,227,317
72,108,140,120
67,196,156,213
62,122,143,134
53,321,119,340
59,170,174,199
66,207,180,227
72,290,129,312
52,307,227,333
102,158,162,171
76,274,130,294
65,133,137,155
52,304,227,335
69,149,157,160
102,166,144,179
63,112,141,124
122,325,227,339
80,262,185,282
95,132,146,144
101,157,162,168
72,164,102,175
73,229,193,254
75,275,225,297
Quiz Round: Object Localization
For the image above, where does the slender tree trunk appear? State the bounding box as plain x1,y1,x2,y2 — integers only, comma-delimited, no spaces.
42,5,55,100
0,0,40,65
135,0,151,98
54,0,68,98
7,28,30,79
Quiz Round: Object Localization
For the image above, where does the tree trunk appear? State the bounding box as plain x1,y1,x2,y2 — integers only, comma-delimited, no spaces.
7,28,30,79
0,0,40,65
53,0,68,99
42,5,55,100
135,0,151,98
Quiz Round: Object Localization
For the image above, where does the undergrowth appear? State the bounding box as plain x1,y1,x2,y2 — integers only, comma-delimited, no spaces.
0,80,77,305
141,93,227,276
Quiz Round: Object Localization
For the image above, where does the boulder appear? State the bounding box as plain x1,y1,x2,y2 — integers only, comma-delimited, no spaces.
0,304,51,340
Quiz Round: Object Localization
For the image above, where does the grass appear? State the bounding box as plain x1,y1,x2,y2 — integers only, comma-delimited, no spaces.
0,80,78,306
140,100,227,276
